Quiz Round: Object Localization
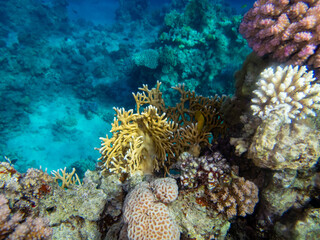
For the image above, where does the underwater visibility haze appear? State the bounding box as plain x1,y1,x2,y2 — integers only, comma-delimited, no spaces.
0,0,320,239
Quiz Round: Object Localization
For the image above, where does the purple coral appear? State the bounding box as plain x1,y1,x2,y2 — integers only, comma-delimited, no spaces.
239,0,320,72
179,151,231,190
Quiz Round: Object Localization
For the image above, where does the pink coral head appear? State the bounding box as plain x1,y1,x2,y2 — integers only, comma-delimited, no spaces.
240,0,320,74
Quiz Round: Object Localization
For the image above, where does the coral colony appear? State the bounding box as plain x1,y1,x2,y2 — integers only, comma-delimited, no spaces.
1,0,320,240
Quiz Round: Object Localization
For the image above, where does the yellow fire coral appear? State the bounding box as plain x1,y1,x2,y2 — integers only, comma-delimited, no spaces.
98,81,227,175
98,106,177,175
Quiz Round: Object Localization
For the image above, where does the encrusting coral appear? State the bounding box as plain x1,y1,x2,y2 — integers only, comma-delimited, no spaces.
0,194,52,240
122,178,180,240
251,65,320,123
248,115,320,170
239,0,320,75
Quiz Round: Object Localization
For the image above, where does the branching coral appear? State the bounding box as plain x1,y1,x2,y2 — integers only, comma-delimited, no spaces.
251,65,320,123
98,105,177,175
134,82,227,156
209,177,259,219
132,81,166,114
239,0,320,74
179,151,231,190
51,167,82,189
122,178,180,240
98,82,227,175
167,83,227,135
178,150,259,219
231,64,320,170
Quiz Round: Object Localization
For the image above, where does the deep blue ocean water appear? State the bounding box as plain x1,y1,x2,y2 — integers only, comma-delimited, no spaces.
0,0,255,175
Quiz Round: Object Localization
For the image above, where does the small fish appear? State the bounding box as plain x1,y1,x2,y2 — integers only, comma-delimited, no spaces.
11,159,18,164
3,156,18,165
195,111,205,132
241,4,248,8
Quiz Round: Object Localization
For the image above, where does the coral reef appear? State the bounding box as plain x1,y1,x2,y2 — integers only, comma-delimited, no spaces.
39,170,123,239
2,0,320,239
0,194,52,240
251,65,320,123
132,49,159,69
0,162,53,212
261,168,315,216
157,0,249,95
0,162,125,239
0,162,54,239
239,0,320,75
170,186,231,240
122,178,180,240
274,208,320,239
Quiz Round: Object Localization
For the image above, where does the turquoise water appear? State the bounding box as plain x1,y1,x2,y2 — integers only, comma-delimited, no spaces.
0,0,251,174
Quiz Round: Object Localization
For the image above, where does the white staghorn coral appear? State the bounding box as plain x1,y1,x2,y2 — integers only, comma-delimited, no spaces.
251,65,320,123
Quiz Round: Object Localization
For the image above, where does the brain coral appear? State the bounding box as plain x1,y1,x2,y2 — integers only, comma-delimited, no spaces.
239,0,320,73
150,178,179,203
251,65,320,123
123,178,180,240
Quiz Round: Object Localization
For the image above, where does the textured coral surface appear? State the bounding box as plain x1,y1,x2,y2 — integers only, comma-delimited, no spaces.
0,194,52,240
122,178,180,240
251,65,320,123
209,177,259,219
248,117,320,170
240,0,320,73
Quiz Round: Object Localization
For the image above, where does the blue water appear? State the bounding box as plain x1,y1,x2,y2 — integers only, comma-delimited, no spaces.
0,0,253,175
